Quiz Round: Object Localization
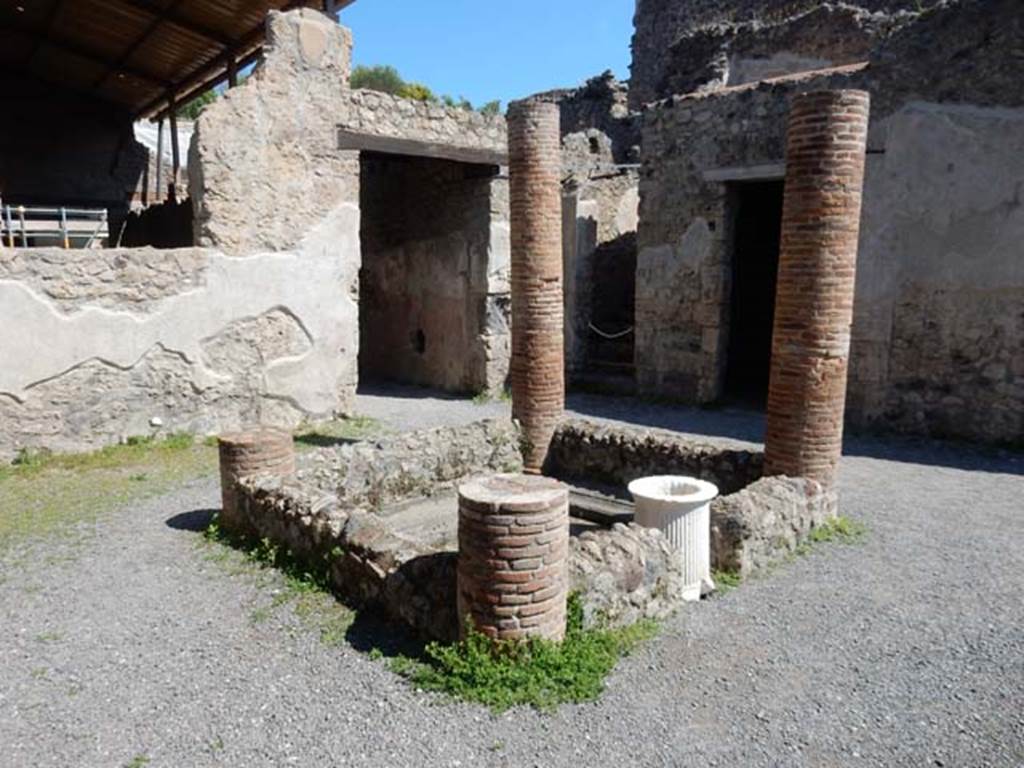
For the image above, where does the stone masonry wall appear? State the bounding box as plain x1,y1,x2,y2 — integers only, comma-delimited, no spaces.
0,229,359,459
711,476,836,577
236,419,685,639
629,0,939,108
191,9,507,257
635,0,1024,442
547,419,763,496
359,154,509,394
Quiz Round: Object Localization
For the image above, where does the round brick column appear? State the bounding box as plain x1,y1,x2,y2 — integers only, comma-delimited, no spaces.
764,89,871,488
457,474,569,642
218,428,296,535
507,100,564,473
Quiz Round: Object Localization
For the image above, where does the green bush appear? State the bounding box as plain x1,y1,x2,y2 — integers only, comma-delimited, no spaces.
391,595,657,711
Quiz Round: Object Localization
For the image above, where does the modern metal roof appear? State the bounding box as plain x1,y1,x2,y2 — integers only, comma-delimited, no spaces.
0,0,351,119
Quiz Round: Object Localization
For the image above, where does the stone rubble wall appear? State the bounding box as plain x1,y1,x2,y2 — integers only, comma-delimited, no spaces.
635,0,1024,442
235,419,687,639
569,523,683,629
629,0,939,109
188,8,511,398
710,476,837,576
236,420,523,641
0,205,360,459
190,9,508,257
359,154,509,395
547,418,763,496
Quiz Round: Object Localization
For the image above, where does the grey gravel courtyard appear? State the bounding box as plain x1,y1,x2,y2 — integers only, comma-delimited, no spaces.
1,386,1022,767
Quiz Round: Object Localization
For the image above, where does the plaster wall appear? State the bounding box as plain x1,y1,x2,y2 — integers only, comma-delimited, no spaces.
0,205,360,458
637,85,1023,442
359,154,510,394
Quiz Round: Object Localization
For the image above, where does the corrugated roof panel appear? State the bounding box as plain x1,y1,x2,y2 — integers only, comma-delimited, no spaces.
0,0,327,114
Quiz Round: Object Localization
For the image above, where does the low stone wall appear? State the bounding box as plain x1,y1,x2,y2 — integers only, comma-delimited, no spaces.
235,419,685,640
711,476,837,577
570,523,682,628
547,418,763,495
237,420,523,641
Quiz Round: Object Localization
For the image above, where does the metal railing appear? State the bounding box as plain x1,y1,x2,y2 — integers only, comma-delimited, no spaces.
0,201,108,249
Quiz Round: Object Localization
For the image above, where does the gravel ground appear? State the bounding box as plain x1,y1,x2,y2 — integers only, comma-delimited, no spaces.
1,389,1022,767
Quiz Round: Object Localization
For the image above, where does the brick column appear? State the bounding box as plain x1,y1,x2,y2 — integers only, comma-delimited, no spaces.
764,90,870,489
218,428,296,535
507,100,564,473
457,474,569,642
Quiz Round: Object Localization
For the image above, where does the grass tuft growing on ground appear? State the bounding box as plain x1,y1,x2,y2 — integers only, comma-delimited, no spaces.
0,434,217,548
792,515,868,557
294,415,383,449
471,388,512,405
711,568,742,594
201,518,354,646
388,595,658,712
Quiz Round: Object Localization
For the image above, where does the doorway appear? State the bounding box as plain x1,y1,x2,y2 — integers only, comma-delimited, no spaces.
724,180,784,405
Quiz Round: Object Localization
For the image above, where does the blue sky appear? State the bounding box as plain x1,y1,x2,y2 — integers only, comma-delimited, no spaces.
340,0,634,108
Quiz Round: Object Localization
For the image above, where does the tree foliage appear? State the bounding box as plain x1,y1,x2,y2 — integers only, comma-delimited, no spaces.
350,64,499,115
177,89,217,120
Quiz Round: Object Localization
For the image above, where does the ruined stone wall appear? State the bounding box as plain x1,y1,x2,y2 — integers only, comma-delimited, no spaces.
0,8,514,458
0,73,146,233
0,230,359,458
629,0,939,108
547,419,763,496
359,154,509,394
190,10,507,257
635,0,1024,442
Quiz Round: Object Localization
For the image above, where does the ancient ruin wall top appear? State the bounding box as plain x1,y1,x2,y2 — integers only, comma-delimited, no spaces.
189,8,506,256
628,0,942,108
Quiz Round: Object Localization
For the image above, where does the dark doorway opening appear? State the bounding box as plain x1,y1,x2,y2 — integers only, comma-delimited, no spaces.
724,180,784,405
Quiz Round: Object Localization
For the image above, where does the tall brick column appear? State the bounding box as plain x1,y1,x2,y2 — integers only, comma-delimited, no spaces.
218,428,296,536
457,474,569,642
764,90,870,489
507,100,564,473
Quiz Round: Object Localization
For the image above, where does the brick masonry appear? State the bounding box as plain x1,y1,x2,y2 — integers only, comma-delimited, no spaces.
457,474,569,642
218,428,296,535
507,100,565,472
764,90,870,488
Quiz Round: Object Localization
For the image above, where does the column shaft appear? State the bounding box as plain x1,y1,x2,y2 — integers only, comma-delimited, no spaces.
507,100,564,472
764,89,871,488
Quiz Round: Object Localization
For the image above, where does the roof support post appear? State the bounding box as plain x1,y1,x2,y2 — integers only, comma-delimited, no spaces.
168,96,180,202
155,118,164,201
227,53,238,88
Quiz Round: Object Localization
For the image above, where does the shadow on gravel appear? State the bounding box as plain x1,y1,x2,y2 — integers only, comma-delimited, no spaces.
345,607,427,659
358,380,475,403
165,508,218,532
566,392,1023,476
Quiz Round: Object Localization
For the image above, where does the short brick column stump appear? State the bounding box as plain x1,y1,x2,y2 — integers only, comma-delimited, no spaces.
218,428,296,535
457,474,570,642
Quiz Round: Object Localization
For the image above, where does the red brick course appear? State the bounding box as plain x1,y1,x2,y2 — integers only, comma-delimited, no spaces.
457,474,569,642
764,90,871,489
507,100,565,473
218,428,295,535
